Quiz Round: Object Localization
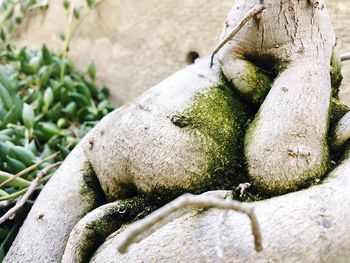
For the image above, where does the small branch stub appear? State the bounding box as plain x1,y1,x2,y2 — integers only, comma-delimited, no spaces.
341,52,350,62
117,193,262,254
307,0,320,8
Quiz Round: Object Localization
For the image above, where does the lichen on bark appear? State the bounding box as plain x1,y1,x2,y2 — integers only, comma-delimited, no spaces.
330,50,343,98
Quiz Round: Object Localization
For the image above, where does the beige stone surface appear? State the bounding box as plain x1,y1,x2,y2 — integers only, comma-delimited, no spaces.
330,1,350,105
14,0,350,106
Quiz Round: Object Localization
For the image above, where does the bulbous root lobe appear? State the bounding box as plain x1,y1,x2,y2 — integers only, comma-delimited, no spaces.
210,2,267,67
245,63,331,194
219,55,272,104
331,111,350,150
214,0,336,194
62,197,149,263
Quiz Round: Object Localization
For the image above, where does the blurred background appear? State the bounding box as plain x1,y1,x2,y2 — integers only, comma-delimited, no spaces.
13,0,350,106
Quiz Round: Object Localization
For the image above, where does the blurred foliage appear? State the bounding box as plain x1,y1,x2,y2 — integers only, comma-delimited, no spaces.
60,0,105,81
0,43,114,260
0,46,113,254
0,1,111,259
0,0,49,49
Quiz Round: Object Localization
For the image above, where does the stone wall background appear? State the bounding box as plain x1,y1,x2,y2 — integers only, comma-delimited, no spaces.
14,0,350,106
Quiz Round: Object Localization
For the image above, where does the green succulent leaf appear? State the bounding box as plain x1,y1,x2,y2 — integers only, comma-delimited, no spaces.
2,98,23,128
43,87,54,109
6,156,27,174
37,122,61,137
28,55,41,74
0,83,13,111
42,44,52,65
22,103,35,130
63,0,70,10
87,0,95,8
87,61,96,82
8,145,36,166
73,7,80,19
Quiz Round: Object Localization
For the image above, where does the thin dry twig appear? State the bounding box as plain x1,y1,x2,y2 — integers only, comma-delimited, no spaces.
0,142,73,189
0,151,60,188
341,53,350,62
0,162,62,225
117,193,262,254
210,3,267,67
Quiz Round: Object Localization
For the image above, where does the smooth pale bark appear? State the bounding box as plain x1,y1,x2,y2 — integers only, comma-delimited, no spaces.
91,147,350,263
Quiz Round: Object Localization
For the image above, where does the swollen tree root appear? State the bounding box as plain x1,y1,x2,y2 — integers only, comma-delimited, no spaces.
210,2,267,67
62,197,149,263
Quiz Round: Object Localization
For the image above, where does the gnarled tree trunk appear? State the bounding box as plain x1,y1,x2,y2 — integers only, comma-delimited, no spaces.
5,1,350,262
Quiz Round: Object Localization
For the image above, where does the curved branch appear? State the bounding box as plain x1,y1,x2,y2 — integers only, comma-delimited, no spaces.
117,193,262,253
0,162,61,225
210,3,267,67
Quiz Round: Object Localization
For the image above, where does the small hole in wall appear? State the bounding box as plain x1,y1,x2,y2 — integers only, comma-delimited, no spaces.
186,51,200,64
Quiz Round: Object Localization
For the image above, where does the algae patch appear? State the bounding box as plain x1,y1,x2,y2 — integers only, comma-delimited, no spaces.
80,165,106,210
241,52,290,105
329,98,350,126
171,80,252,193
71,197,150,263
242,62,272,104
330,50,343,99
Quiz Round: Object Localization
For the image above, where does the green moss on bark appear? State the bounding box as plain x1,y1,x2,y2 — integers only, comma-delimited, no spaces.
242,62,272,104
244,53,289,76
133,53,345,204
170,79,253,197
329,98,350,127
240,53,290,105
80,165,106,211
68,197,150,263
330,51,343,99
